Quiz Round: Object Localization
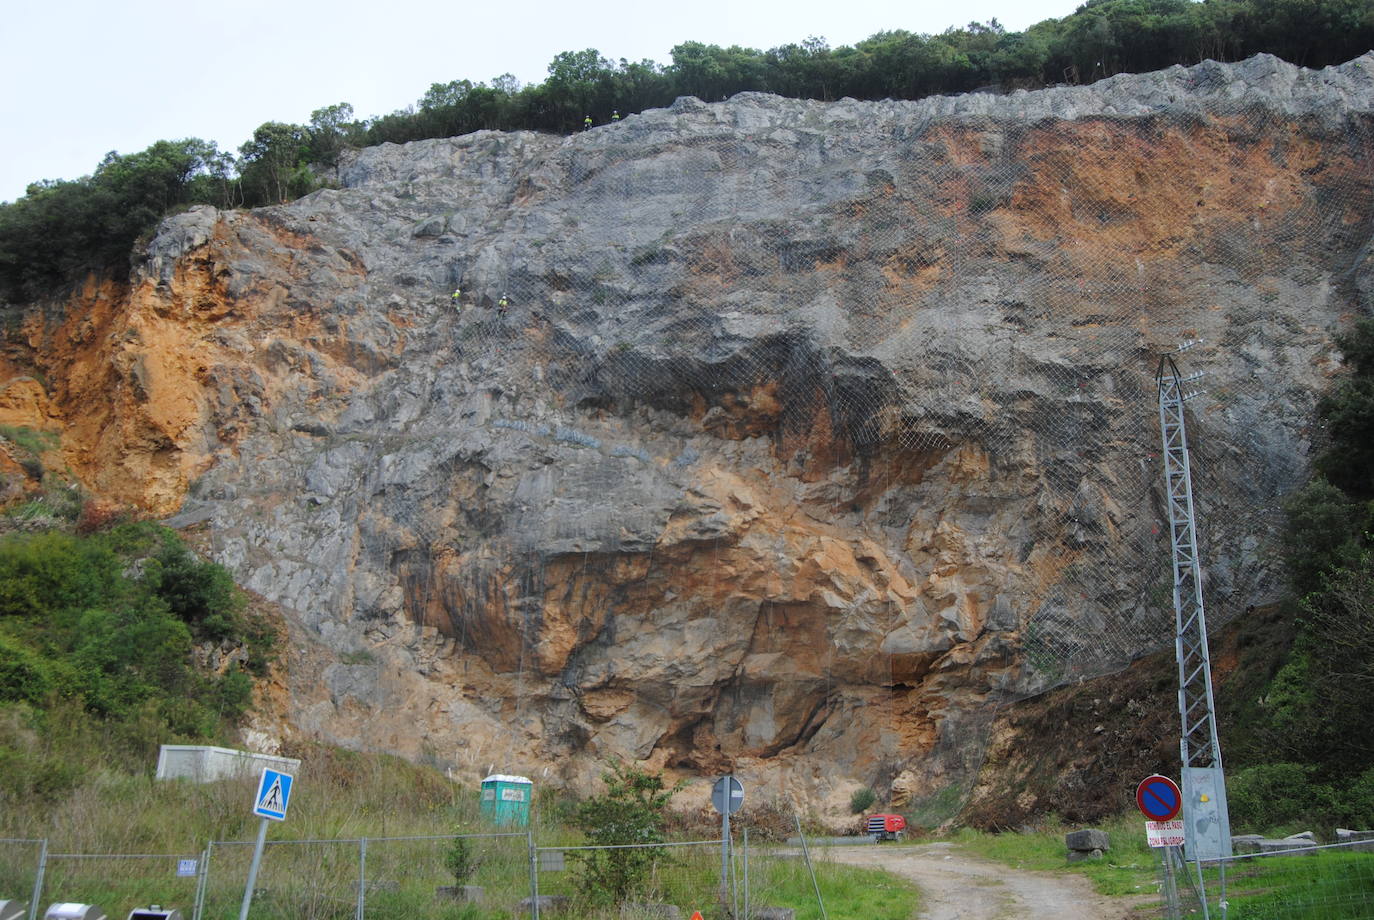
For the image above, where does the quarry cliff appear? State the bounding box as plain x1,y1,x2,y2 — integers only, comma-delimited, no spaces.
1,53,1371,817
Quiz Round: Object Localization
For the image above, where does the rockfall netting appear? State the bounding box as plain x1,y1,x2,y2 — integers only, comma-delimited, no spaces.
208,54,1374,810
425,58,1373,689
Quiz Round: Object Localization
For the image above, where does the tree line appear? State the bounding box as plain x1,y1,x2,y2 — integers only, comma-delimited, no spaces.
2,0,1372,303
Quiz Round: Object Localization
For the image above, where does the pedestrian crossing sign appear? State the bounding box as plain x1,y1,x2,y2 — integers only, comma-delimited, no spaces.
253,768,294,821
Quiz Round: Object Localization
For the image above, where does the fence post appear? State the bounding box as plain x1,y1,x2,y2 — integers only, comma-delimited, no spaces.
527,829,540,920
356,836,367,920
793,813,828,920
743,827,750,920
27,838,46,920
192,842,212,920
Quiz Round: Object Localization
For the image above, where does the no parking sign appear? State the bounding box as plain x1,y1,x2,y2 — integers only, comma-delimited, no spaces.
1135,774,1182,822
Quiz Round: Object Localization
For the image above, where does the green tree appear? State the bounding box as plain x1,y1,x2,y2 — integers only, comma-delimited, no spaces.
1317,318,1374,501
306,102,358,168
238,122,313,206
570,760,678,905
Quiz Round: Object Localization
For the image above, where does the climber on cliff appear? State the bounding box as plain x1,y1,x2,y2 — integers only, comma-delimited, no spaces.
497,293,510,313
583,114,593,130
451,287,462,306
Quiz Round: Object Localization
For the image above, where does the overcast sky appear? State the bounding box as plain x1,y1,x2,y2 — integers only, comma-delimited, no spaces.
0,0,1077,203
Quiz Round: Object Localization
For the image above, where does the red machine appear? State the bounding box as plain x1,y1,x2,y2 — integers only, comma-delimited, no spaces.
865,813,907,841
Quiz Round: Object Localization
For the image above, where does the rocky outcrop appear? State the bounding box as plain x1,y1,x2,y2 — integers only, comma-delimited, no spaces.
4,53,1372,814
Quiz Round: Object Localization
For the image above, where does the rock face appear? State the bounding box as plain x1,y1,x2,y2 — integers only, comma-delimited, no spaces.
4,54,1373,813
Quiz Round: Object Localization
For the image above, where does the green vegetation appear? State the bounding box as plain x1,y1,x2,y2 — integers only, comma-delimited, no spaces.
0,738,917,920
444,833,481,885
951,815,1158,897
3,0,1372,303
850,786,877,814
569,759,679,905
1223,850,1374,919
1218,318,1374,833
0,518,274,810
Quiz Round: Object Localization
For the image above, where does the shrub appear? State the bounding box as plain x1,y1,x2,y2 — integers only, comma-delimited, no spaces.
850,787,878,814
145,532,245,641
444,834,481,885
570,760,679,905
1228,763,1317,832
0,636,52,704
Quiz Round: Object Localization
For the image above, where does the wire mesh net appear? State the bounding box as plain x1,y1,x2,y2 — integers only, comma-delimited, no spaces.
38,852,201,919
0,838,41,907
199,832,530,920
203,839,355,920
208,57,1374,813
1177,840,1374,919
534,839,723,919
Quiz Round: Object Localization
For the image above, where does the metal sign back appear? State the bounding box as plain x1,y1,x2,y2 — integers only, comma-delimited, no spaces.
711,775,744,815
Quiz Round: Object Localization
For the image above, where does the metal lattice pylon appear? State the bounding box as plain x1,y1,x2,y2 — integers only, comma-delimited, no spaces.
1157,350,1232,865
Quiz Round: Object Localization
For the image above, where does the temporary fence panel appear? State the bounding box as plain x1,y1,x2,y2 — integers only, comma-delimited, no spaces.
37,853,201,920
1173,839,1374,919
535,839,723,919
352,832,530,918
0,839,44,912
197,832,531,920
200,839,356,920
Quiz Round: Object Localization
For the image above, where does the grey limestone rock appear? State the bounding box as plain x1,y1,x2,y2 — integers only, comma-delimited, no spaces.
128,53,1374,804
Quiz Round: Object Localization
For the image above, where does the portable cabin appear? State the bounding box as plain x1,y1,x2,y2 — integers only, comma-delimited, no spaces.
479,774,533,826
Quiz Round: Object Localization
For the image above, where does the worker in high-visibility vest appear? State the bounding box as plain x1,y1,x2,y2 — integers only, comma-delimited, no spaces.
497,293,510,312
611,110,620,122
451,287,462,305
583,115,593,130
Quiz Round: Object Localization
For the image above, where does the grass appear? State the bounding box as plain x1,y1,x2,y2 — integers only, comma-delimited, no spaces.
0,424,59,457
949,814,1159,898
1207,850,1374,919
0,744,918,920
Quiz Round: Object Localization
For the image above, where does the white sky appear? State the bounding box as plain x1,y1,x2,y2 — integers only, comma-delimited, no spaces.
0,0,1077,203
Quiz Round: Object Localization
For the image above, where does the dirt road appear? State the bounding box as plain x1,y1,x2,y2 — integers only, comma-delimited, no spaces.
816,841,1146,920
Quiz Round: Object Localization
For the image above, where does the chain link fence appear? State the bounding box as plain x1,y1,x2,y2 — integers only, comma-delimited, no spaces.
0,839,43,917
27,850,203,920
1158,839,1374,919
1,828,847,920
197,831,528,920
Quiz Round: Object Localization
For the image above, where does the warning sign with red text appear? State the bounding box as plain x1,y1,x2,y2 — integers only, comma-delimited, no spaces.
1146,820,1185,848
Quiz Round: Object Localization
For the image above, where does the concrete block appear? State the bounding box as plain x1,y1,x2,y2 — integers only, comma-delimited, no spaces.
1065,828,1110,852
1258,838,1316,855
520,895,570,915
1066,847,1105,862
620,903,682,919
435,885,483,903
1336,829,1374,852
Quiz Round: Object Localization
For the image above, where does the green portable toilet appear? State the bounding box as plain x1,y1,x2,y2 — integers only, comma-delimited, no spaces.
480,773,533,826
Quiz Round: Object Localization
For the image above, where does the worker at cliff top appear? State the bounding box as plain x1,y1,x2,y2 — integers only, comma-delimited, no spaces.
611,110,620,121
583,115,593,130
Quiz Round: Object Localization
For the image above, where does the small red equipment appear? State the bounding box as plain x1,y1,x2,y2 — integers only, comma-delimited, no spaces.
865,813,907,841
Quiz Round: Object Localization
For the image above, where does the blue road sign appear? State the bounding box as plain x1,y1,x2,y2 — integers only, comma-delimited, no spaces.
253,768,294,821
1136,774,1182,822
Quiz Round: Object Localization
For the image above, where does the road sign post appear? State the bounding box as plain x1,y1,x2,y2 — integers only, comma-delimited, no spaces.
711,776,744,908
1137,775,1185,920
239,769,295,920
